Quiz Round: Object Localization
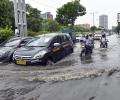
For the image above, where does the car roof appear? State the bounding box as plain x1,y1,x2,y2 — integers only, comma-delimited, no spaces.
8,37,32,41
36,33,68,38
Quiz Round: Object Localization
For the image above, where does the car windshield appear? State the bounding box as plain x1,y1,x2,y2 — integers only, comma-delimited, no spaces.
26,36,52,47
1,39,21,47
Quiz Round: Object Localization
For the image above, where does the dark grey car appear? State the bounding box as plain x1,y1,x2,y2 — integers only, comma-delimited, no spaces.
0,37,32,62
13,33,74,65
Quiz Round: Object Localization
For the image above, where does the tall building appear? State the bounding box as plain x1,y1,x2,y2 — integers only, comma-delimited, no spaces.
99,15,108,29
41,12,53,20
117,13,120,23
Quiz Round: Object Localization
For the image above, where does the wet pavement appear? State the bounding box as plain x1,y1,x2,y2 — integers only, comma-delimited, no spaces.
0,34,120,99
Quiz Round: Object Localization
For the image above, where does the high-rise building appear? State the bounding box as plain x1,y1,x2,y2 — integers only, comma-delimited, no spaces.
117,13,120,22
41,12,53,20
99,15,108,29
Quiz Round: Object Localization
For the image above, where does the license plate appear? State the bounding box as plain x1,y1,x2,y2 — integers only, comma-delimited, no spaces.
16,60,26,65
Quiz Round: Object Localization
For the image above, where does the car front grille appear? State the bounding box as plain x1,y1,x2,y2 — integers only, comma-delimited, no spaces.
14,55,32,60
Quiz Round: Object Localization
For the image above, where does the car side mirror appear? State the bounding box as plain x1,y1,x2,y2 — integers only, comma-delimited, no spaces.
53,43,60,47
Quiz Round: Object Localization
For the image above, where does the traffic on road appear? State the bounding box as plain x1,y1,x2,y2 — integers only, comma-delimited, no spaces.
0,33,120,100
13,33,74,65
0,32,109,66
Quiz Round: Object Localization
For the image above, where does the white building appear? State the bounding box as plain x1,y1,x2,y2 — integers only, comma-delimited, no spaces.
41,12,53,20
99,15,108,29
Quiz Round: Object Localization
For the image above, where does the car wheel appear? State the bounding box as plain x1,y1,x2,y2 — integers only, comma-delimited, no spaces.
70,48,74,53
46,59,54,66
10,54,13,62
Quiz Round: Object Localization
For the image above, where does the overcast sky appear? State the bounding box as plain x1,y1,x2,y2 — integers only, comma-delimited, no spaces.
25,0,120,29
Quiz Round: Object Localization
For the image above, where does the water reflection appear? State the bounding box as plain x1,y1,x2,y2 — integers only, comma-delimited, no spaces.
99,49,108,61
80,55,93,64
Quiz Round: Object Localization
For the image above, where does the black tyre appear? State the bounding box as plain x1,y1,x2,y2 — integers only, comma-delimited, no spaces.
46,59,54,66
42,58,54,66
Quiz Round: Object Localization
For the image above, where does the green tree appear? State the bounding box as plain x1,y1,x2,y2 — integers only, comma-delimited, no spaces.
90,26,97,33
0,27,13,42
74,25,90,32
56,0,86,27
0,0,14,28
26,4,42,32
42,20,60,32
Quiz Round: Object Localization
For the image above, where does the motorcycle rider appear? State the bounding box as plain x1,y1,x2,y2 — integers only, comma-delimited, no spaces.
80,34,94,57
85,35,93,54
89,34,94,48
80,35,86,43
100,33,108,48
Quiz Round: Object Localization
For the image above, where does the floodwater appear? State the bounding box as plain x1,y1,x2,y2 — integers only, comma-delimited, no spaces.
0,34,120,100
46,34,120,74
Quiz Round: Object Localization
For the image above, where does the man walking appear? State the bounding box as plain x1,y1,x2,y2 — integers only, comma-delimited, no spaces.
15,27,20,37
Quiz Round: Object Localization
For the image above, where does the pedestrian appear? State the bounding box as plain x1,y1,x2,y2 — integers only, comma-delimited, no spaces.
15,27,20,37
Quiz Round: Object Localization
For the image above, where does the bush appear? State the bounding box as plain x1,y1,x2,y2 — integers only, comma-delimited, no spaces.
28,30,48,36
0,27,13,43
27,31,37,37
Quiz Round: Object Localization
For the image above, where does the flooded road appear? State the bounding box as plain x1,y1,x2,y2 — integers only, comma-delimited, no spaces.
0,34,120,100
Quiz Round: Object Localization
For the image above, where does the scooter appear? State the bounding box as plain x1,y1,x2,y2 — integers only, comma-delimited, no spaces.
80,44,93,57
100,40,108,48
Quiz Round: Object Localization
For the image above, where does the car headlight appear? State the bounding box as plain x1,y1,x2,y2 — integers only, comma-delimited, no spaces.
33,51,47,59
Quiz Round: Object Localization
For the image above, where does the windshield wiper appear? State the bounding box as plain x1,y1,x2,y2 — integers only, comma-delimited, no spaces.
3,46,13,47
27,46,45,47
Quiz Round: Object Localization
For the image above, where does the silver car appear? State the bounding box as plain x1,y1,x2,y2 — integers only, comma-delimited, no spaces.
0,37,32,62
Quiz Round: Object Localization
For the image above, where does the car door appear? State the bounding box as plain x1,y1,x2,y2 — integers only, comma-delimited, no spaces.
61,35,71,55
50,36,63,62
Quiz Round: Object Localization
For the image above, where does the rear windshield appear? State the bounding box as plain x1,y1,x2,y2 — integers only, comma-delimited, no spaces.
1,39,21,47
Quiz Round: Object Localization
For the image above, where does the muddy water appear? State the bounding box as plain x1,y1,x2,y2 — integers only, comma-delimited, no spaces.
0,34,120,100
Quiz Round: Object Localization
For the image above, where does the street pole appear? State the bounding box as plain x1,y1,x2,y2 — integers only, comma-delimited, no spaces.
90,12,98,26
93,13,95,26
13,0,27,37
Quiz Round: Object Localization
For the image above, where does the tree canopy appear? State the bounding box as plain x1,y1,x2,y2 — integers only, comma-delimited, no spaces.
42,20,60,32
56,0,86,27
0,0,14,28
90,26,97,33
26,4,42,32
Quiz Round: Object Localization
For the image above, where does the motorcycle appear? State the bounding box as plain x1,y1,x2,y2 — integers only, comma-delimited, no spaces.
100,40,108,48
80,43,93,57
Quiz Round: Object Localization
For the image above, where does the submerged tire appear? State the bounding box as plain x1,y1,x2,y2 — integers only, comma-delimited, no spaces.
46,59,54,66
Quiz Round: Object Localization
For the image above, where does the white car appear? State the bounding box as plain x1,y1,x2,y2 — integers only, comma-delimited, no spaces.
76,36,81,42
94,34,101,40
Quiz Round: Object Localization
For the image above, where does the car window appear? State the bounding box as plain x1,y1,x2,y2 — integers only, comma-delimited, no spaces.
3,39,21,47
65,35,70,41
50,36,61,46
20,38,32,45
57,36,62,43
61,35,68,43
50,36,57,45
